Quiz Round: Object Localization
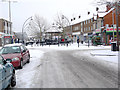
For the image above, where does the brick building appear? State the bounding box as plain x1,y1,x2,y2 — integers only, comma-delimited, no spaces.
65,16,95,42
98,6,120,45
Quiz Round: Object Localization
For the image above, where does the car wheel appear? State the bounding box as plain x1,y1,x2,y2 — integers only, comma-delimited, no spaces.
27,55,30,63
11,73,16,87
19,60,23,69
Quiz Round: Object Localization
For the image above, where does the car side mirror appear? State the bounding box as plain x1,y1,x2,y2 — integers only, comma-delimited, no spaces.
6,59,12,63
3,59,7,65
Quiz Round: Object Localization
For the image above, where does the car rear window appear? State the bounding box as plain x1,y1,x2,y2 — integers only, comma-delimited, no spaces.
0,46,21,54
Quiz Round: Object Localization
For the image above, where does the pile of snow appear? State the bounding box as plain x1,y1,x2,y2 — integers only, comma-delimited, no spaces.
15,49,44,88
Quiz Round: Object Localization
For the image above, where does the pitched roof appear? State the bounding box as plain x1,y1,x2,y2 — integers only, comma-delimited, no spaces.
98,7,115,18
46,26,62,33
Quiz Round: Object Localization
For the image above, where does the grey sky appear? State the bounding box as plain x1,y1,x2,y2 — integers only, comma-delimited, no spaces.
0,0,106,32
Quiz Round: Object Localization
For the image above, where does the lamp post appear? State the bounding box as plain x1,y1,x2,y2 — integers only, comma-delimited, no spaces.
112,10,115,41
22,16,33,44
115,2,119,51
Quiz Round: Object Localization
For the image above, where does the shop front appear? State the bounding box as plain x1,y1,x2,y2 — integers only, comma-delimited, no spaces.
103,27,120,45
72,32,80,42
0,33,15,46
92,29,102,46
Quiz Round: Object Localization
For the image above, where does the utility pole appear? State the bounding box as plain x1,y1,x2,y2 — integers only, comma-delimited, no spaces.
112,10,115,41
9,0,11,22
8,0,12,34
115,2,119,51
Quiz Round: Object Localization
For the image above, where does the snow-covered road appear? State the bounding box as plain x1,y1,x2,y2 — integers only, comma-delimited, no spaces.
10,45,118,88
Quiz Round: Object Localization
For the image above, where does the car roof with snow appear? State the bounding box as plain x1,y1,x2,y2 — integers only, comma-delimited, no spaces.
3,43,23,47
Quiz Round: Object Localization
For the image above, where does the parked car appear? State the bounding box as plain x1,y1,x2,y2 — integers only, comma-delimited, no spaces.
0,55,16,89
0,44,30,69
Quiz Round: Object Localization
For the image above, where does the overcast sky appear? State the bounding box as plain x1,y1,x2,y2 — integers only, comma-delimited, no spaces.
0,0,106,32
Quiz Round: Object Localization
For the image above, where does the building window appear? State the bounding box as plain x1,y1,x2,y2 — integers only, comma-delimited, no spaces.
4,30,5,33
81,23,83,32
91,26,93,30
101,20,103,27
84,21,86,25
89,19,91,23
89,26,90,31
74,26,79,31
3,21,5,26
91,18,93,22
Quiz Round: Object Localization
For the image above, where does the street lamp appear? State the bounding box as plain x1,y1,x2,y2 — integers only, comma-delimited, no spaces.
22,16,33,44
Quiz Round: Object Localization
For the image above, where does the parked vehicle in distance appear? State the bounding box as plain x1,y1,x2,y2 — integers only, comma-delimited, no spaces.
0,43,30,69
0,55,16,89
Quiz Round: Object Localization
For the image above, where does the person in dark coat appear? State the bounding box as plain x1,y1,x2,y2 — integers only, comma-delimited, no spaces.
77,38,80,47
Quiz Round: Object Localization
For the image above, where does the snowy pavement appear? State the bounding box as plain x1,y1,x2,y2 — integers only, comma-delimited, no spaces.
13,47,118,88
14,49,44,88
9,43,119,88
27,43,119,64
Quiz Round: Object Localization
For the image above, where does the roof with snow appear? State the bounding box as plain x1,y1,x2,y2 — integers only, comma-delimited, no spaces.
71,13,97,25
98,7,115,18
46,26,63,33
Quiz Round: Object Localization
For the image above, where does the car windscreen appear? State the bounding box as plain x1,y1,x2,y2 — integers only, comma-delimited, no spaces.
0,46,21,54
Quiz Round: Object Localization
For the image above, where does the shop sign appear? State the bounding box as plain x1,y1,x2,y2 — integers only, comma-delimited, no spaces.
0,34,2,38
96,29,101,33
4,36,11,38
106,27,120,32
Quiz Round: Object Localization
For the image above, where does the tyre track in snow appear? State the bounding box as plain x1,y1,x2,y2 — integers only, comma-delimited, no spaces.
31,49,118,88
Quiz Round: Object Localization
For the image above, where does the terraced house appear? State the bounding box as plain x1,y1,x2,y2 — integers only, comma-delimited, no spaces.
64,4,120,45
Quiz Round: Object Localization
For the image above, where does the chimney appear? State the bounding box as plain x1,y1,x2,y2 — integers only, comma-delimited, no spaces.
106,4,111,12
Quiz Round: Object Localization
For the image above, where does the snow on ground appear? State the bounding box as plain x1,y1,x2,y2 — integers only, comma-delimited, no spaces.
13,43,119,88
27,43,119,64
27,43,111,51
15,49,44,88
90,50,118,63
83,50,118,64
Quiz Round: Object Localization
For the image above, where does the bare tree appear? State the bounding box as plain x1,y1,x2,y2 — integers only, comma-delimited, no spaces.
54,13,70,29
95,0,118,7
54,13,70,39
28,14,50,41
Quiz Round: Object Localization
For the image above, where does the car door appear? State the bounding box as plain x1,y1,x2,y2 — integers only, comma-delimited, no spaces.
22,45,29,62
4,62,13,86
20,45,26,63
0,56,7,89
0,64,3,89
0,56,13,89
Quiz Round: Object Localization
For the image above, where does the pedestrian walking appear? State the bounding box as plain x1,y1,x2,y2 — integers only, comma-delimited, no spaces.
88,39,89,47
77,38,80,47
